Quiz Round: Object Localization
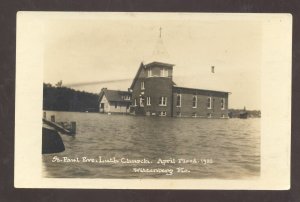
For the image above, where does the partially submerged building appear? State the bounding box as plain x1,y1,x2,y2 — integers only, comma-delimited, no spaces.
99,29,230,118
129,62,229,118
99,88,131,114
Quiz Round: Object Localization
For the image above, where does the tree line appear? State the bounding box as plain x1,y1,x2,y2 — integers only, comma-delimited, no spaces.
43,83,99,112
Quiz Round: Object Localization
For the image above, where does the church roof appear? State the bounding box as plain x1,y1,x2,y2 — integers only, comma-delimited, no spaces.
143,28,173,65
144,61,174,68
129,62,144,89
151,37,170,62
173,86,230,94
130,29,175,89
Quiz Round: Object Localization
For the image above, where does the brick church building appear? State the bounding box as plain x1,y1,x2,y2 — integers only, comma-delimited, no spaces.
129,61,229,118
99,29,230,118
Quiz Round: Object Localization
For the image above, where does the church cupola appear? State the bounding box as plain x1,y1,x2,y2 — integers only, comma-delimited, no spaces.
144,61,174,79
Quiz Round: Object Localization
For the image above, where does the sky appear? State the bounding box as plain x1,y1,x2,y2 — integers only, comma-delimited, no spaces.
43,13,261,110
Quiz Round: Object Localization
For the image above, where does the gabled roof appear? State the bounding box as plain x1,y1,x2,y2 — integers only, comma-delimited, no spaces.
99,89,131,103
129,62,144,89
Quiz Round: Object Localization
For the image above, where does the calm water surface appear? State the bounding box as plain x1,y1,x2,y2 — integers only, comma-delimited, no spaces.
42,111,260,179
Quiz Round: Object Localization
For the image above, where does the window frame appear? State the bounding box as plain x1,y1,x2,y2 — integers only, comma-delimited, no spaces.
160,68,164,77
221,98,225,110
160,68,168,77
164,68,168,77
176,94,181,107
207,97,212,109
146,96,151,106
141,81,145,90
148,69,152,77
192,95,197,108
124,95,130,100
159,96,167,106
134,99,137,106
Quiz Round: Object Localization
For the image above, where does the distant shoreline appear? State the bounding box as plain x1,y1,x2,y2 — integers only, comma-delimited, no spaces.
43,83,261,118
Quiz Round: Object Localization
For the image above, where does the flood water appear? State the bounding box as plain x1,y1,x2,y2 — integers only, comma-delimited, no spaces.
42,111,260,179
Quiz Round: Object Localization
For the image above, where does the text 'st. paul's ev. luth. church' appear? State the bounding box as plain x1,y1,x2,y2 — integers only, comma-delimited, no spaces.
98,29,230,118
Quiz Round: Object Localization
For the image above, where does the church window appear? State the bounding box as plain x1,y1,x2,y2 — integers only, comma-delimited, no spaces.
146,97,151,106
160,68,168,77
207,97,212,109
134,99,137,106
159,96,167,106
192,95,197,108
176,94,181,107
148,69,152,77
141,81,145,90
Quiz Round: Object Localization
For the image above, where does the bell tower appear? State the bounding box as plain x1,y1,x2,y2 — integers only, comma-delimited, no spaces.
130,27,175,116
141,28,175,116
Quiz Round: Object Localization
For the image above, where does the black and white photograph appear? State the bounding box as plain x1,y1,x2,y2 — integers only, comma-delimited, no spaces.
14,12,291,189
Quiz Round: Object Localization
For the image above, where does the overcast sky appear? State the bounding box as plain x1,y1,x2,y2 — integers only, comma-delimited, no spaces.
43,13,261,110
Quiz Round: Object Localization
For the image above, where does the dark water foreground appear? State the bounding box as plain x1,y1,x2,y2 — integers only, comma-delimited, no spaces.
42,111,260,179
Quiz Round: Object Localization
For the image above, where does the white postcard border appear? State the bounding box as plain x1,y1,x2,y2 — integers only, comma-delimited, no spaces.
15,12,291,189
